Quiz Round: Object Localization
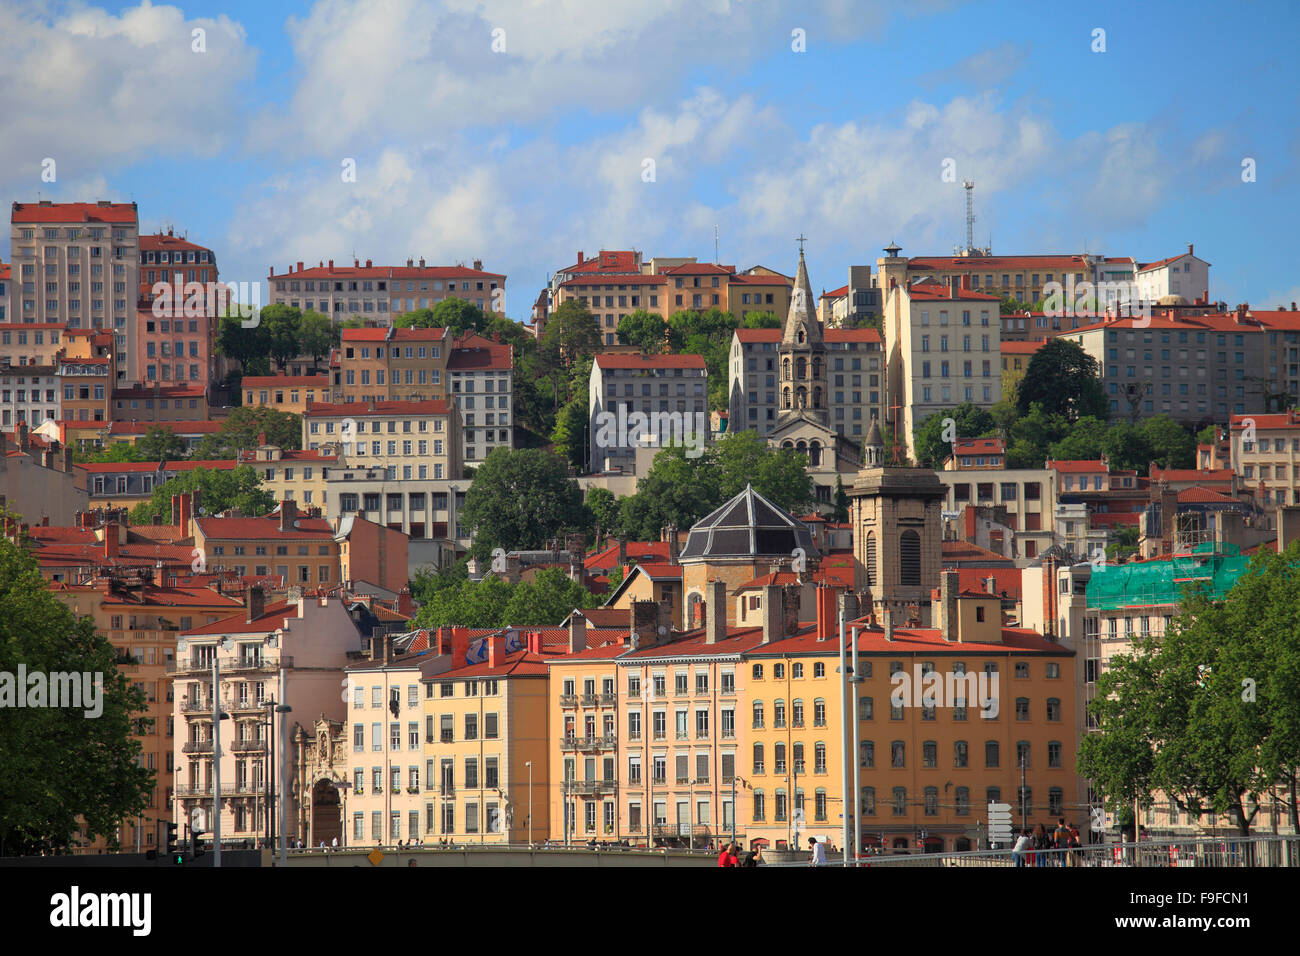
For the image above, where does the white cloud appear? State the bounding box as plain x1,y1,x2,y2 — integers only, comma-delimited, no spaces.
0,2,255,194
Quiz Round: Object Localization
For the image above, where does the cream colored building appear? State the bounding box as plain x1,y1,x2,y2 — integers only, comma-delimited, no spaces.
1230,411,1300,507
237,443,340,510
303,399,463,479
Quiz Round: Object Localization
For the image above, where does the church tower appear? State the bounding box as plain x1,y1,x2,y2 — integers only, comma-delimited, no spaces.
778,241,827,425
848,442,945,624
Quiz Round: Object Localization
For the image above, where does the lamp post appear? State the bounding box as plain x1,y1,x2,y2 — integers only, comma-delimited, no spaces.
212,637,231,867
838,603,848,866
276,667,291,867
525,761,533,848
850,625,862,865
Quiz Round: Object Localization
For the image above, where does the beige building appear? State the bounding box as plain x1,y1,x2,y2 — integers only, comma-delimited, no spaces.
0,324,65,373
1230,411,1300,507
242,375,330,415
555,274,669,347
0,427,86,524
237,443,340,510
937,465,1059,561
171,590,367,848
9,200,140,382
303,399,463,479
588,353,708,474
884,277,1003,462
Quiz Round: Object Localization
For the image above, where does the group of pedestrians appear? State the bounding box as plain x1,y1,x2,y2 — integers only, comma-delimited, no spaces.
715,841,763,867
1012,818,1081,866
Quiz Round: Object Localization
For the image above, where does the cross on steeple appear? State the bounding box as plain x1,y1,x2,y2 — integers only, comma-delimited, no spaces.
796,234,808,254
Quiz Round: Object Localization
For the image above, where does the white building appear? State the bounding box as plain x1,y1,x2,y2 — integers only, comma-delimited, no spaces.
1133,245,1211,305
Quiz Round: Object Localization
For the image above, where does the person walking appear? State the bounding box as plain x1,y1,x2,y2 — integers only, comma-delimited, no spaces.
808,837,826,867
717,842,739,867
1032,824,1050,867
1012,830,1031,867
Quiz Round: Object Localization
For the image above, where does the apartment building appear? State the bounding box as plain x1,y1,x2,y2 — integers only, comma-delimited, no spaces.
0,363,58,428
944,437,1006,470
728,270,792,320
728,327,885,443
78,459,240,509
193,502,341,587
171,590,366,848
336,327,449,404
588,353,708,474
59,356,111,423
1000,340,1043,396
1059,311,1277,424
1133,245,1210,305
885,278,1003,461
0,323,64,368
322,465,468,572
816,265,882,328
555,274,669,346
303,400,463,479
447,333,514,465
111,383,209,422
49,576,244,852
236,443,339,508
9,200,140,382
0,427,86,524
137,307,212,387
242,375,331,415
1231,411,1300,506
137,230,218,303
267,258,505,326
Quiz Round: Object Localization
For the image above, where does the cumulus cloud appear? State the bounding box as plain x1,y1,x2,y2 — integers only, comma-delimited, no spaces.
0,2,255,194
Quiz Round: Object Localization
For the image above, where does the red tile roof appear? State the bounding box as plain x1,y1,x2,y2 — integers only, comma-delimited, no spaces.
180,602,299,635
303,399,452,417
140,233,213,253
662,262,735,275
594,353,706,370
584,541,671,571
1151,468,1233,483
941,540,1015,564
1000,340,1045,355
446,342,511,372
1230,412,1299,431
12,201,138,224
560,251,641,275
1176,487,1240,505
825,329,883,345
730,273,790,286
820,284,849,298
269,263,503,280
1136,252,1196,273
629,562,682,581
952,437,1005,454
195,514,335,540
560,274,666,288
907,254,1095,271
906,281,1001,302
1047,459,1107,473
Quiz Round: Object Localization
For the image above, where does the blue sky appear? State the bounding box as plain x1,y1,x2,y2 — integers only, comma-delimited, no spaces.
3,0,1297,313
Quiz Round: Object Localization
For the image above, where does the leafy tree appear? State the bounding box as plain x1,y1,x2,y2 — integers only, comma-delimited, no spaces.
1105,523,1140,561
1017,338,1108,422
196,406,302,458
1079,546,1300,836
1196,424,1219,446
410,557,470,605
461,448,588,558
136,425,189,462
502,567,602,627
298,310,338,372
129,465,274,524
741,311,782,329
1138,415,1196,470
412,567,599,628
215,310,271,376
1003,402,1071,468
585,487,619,547
616,309,668,353
1046,416,1110,462
0,527,152,853
394,298,488,337
912,404,996,469
259,304,303,371
75,442,146,465
551,398,588,470
538,300,601,410
339,317,365,330
832,474,850,523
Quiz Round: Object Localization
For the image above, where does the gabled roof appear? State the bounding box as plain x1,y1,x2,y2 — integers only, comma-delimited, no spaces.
1046,459,1107,473
680,484,819,562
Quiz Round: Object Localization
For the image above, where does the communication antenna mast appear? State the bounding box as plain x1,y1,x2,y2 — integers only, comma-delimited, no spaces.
963,180,975,254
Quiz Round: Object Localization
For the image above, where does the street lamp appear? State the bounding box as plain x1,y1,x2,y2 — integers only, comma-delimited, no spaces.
850,625,863,865
276,690,292,866
525,761,533,848
212,637,231,867
838,602,848,866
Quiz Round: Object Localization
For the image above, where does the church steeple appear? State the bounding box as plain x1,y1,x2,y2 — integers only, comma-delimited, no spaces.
782,242,820,347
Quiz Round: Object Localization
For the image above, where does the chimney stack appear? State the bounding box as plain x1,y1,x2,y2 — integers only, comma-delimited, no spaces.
630,600,659,650
487,633,506,668
815,584,837,641
245,584,266,623
705,579,727,645
761,585,782,644
568,612,587,653
617,535,627,569
882,607,894,642
940,570,959,642
279,499,297,532
949,275,960,297
16,421,28,450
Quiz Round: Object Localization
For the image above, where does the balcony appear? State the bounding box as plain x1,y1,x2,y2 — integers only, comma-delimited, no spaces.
675,731,688,740
580,693,599,707
180,699,212,714
231,739,266,752
181,740,213,754
651,824,711,841
599,693,617,707
560,736,582,752
565,780,618,796
227,698,270,714
559,694,578,708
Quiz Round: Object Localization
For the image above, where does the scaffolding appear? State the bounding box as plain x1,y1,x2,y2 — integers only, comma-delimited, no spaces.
1086,542,1252,610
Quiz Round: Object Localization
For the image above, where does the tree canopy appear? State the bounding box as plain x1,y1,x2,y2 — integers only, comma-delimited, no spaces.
0,526,153,853
196,406,302,459
461,447,588,558
912,403,997,469
1017,338,1109,422
128,465,274,524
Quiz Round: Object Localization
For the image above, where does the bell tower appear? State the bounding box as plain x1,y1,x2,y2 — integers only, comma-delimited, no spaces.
777,237,827,424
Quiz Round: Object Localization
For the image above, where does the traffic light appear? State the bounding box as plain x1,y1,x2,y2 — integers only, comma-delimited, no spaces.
165,822,181,864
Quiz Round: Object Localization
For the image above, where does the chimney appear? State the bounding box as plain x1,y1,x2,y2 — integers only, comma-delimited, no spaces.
838,591,860,629
171,494,181,527
279,499,297,532
782,584,801,636
473,259,483,271
666,525,680,564
568,612,587,653
949,275,960,297
815,584,837,641
179,492,195,532
883,607,894,642
617,534,627,568
1188,243,1193,256
245,584,266,623
354,258,359,268
366,259,372,268
418,258,425,268
487,634,506,668
62,445,72,472
760,585,782,644
630,599,659,650
939,570,959,641
328,259,334,269
396,587,413,618
705,579,727,645
577,251,584,265
16,421,28,450
102,522,120,558
297,261,304,273
960,273,970,291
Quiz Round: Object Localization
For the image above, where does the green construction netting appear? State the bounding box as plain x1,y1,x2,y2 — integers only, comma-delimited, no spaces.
1085,542,1252,609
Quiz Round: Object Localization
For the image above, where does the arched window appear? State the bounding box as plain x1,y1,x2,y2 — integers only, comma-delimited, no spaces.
796,440,807,457
752,663,763,681
752,700,764,729
1016,741,1031,768
891,740,905,768
796,356,807,379
923,740,937,767
1046,698,1061,721
774,744,787,774
782,357,791,380
954,740,968,768
1049,787,1063,816
860,787,875,815
752,742,765,774
752,790,766,821
773,699,786,728
955,787,970,816
774,663,785,679
813,386,822,408
863,532,876,589
797,327,805,344
814,742,827,773
783,387,792,409
774,789,788,821
985,740,999,768
812,357,821,378
792,699,804,727
892,787,907,816
809,440,822,467
796,386,807,408
924,786,939,816
858,696,873,721
792,742,805,773
899,530,921,586
813,699,826,726
814,788,828,821
781,440,793,450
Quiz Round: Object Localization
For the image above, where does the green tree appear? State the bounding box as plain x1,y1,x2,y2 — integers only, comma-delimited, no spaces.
832,474,850,523
551,398,588,471
615,309,668,353
585,487,619,547
502,567,601,626
259,304,303,371
0,528,152,853
196,406,302,458
395,298,489,336
1196,424,1219,446
128,465,274,524
298,310,338,372
136,425,188,462
1004,402,1071,468
461,448,588,558
1138,415,1196,470
741,311,782,329
76,442,146,465
912,404,996,469
215,310,271,376
1017,338,1108,422
538,300,602,410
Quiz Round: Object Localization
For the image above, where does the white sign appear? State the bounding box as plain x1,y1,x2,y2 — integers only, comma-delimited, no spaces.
988,801,1013,845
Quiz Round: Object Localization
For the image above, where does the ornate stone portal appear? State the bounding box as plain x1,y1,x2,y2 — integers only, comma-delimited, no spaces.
295,717,347,847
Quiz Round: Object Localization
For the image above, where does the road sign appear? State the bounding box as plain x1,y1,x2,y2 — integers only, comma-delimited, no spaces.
987,801,1013,845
